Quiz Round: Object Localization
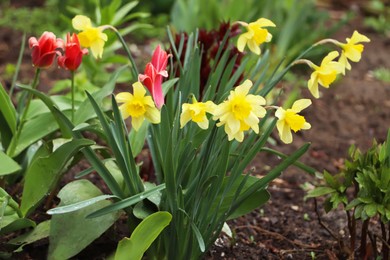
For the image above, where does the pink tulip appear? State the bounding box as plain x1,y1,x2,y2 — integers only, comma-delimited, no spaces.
29,31,63,68
139,45,171,109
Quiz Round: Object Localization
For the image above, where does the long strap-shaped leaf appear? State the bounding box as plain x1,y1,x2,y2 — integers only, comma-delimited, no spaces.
51,106,124,198
87,184,166,218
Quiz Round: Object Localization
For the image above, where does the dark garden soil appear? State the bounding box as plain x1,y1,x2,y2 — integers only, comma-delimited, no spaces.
1,3,390,260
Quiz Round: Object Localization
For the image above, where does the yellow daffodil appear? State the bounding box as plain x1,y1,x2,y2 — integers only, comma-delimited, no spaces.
115,82,160,131
275,99,311,144
337,31,370,75
237,18,275,55
180,96,216,129
213,80,266,142
72,15,108,59
307,51,344,98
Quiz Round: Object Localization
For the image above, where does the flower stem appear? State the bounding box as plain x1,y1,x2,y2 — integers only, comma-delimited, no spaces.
8,68,41,156
71,71,75,122
105,25,139,80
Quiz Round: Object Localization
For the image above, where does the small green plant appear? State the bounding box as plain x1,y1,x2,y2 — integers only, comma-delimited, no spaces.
372,67,390,83
363,0,390,36
307,130,390,259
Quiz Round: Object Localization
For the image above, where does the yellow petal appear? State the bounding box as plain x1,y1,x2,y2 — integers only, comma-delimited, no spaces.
72,15,92,31
119,104,130,119
132,116,144,131
349,30,370,44
321,51,339,66
291,99,311,113
247,39,261,55
255,18,276,28
197,120,209,130
132,82,147,98
235,80,252,95
116,92,133,103
265,32,273,42
237,34,248,52
180,110,191,128
277,120,293,144
90,40,105,59
308,73,320,98
302,122,311,130
145,107,160,124
275,107,285,120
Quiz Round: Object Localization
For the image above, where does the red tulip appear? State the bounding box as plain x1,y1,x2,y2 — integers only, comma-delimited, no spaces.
29,31,63,68
58,33,88,71
139,45,171,109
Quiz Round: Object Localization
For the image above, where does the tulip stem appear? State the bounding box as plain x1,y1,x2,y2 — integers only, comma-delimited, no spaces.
8,68,41,156
71,71,75,122
107,26,139,80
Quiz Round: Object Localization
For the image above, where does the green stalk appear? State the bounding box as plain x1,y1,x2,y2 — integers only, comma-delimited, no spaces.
8,68,41,156
106,26,139,80
71,71,75,122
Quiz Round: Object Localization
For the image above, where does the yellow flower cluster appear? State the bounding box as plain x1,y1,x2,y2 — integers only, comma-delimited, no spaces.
114,17,369,145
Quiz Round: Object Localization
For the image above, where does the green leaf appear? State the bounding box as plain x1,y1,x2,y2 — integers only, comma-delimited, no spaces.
20,139,95,217
364,204,377,218
305,187,336,198
0,83,17,134
46,195,118,215
129,121,148,157
8,220,50,252
228,189,270,220
48,180,120,260
115,211,172,260
7,112,59,157
0,218,35,235
210,175,270,220
0,150,21,176
87,184,166,218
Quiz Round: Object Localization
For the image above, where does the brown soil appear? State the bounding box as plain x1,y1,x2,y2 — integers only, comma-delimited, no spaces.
1,3,390,260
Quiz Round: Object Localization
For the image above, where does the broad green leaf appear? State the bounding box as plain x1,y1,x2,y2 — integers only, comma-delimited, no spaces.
115,211,172,260
0,83,17,134
8,220,50,252
0,150,21,176
7,112,59,157
364,204,377,218
305,187,336,198
20,139,95,217
0,217,35,235
48,180,120,260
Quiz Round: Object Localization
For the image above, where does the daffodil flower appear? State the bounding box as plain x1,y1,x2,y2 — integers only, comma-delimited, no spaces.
337,31,370,74
180,96,216,129
213,80,266,142
115,82,160,131
237,18,275,55
307,51,344,98
275,99,312,144
72,15,108,59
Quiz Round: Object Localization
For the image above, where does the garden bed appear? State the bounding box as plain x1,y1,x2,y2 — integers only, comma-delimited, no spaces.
1,2,390,260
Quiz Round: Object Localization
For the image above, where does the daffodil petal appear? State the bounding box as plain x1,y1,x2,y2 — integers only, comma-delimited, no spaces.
255,18,276,27
308,73,320,99
72,15,92,31
116,92,133,103
291,99,312,113
132,116,144,131
247,40,261,55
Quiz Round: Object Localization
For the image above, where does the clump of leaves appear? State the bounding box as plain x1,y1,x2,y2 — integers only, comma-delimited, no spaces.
306,130,390,259
172,22,244,94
